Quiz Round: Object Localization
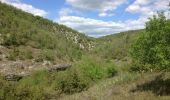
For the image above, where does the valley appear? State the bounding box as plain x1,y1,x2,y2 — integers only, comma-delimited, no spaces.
0,1,170,100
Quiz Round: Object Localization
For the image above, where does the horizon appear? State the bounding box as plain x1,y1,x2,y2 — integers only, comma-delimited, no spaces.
1,0,170,37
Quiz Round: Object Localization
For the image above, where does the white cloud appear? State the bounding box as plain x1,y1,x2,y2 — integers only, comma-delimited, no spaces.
126,0,170,17
0,0,48,17
126,4,140,13
57,15,145,37
66,0,127,17
134,0,152,5
59,8,73,16
99,12,115,17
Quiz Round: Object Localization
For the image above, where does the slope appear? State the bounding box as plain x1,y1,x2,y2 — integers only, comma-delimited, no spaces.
0,2,95,75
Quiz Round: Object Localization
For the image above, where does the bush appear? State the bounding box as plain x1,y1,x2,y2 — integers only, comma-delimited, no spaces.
7,48,19,61
0,75,15,100
107,65,117,78
76,56,107,81
35,53,44,62
34,50,55,62
75,56,117,81
7,47,33,61
42,49,55,61
14,84,47,100
14,70,52,100
53,68,90,94
18,48,33,60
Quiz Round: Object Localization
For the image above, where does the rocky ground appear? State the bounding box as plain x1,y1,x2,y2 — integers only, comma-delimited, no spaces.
0,45,71,75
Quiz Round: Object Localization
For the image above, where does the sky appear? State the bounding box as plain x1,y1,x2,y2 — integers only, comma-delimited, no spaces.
0,0,170,37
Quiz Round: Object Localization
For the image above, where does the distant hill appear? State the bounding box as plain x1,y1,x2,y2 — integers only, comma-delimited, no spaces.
92,30,144,60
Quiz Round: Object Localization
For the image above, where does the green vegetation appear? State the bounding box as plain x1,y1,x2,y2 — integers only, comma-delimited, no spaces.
0,1,170,100
0,2,94,62
131,12,170,71
92,30,142,60
0,56,117,99
7,47,33,60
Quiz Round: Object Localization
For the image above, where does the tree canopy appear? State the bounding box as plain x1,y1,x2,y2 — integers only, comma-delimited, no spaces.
131,12,170,71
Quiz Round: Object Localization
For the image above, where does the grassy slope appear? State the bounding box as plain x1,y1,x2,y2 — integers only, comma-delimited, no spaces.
0,2,94,62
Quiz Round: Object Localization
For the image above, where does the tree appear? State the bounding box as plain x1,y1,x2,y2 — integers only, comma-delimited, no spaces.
131,12,170,71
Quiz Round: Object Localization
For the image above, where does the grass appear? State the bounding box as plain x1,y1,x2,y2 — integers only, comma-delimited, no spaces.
59,72,170,100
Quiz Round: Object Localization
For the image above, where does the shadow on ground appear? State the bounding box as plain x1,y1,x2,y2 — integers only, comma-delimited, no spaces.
131,73,170,96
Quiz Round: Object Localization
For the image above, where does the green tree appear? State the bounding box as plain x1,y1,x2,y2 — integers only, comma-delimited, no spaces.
131,12,170,71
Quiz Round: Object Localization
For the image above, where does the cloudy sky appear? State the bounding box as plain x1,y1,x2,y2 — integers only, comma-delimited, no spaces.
1,0,170,37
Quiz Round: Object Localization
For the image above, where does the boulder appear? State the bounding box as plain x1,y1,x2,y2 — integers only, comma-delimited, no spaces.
4,74,23,81
49,64,71,72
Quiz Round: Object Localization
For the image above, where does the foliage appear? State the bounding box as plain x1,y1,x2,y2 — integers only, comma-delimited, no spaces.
76,56,117,80
53,68,90,94
131,12,170,71
14,70,51,100
107,64,117,78
7,47,33,61
42,49,55,61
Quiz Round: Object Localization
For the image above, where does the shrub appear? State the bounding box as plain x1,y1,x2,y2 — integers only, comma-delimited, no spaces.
42,49,55,61
7,47,33,60
53,68,90,94
107,65,117,78
35,53,44,62
76,56,107,81
7,47,19,61
19,70,50,85
14,84,47,100
75,56,117,81
18,48,33,60
0,75,15,100
14,70,51,100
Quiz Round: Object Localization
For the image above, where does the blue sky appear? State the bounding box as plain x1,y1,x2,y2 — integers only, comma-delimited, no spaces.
1,0,170,37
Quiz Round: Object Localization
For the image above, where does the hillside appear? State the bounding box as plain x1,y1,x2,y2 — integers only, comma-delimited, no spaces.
0,2,95,75
92,30,143,61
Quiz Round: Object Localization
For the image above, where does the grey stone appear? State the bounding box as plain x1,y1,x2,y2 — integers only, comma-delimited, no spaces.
49,64,71,72
4,74,23,81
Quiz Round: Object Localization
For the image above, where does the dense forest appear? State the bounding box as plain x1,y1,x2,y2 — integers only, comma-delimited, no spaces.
0,1,170,100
